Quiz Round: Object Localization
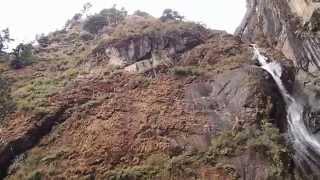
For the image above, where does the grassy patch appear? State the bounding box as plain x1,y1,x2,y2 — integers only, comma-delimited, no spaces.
205,121,291,178
12,77,63,113
172,66,203,77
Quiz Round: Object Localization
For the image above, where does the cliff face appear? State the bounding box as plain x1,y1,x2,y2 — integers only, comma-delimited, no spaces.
237,0,320,178
236,0,320,74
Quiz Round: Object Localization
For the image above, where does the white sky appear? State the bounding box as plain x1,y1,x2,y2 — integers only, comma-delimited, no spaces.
0,0,246,47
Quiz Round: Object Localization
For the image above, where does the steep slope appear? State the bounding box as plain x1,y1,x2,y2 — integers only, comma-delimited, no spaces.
236,0,320,178
0,10,297,180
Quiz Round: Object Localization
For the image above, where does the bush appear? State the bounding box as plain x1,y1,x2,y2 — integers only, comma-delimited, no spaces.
205,121,291,178
83,6,127,34
133,10,152,18
0,28,13,53
10,43,35,69
160,9,184,22
83,14,107,34
36,34,49,48
172,66,202,76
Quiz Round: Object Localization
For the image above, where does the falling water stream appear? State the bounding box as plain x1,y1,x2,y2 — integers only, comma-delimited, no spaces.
252,45,320,176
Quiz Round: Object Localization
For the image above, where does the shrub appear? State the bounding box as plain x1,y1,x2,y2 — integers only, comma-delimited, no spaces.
0,28,14,54
36,34,49,48
160,9,184,22
83,14,108,34
83,6,127,34
205,121,291,178
104,166,161,180
172,66,202,76
10,43,35,69
133,10,152,18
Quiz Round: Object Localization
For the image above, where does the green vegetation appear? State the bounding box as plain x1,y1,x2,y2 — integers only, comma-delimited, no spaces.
105,166,162,180
83,6,127,34
110,18,200,41
0,75,14,122
103,121,290,179
0,28,13,54
27,171,42,180
13,77,62,113
8,145,70,180
133,10,152,18
160,9,184,22
206,121,291,178
10,43,35,69
36,34,49,48
104,154,170,180
172,66,202,76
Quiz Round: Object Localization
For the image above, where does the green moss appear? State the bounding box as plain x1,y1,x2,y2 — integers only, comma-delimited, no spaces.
172,66,202,76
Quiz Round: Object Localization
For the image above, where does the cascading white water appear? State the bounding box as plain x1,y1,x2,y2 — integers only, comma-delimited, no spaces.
252,45,320,175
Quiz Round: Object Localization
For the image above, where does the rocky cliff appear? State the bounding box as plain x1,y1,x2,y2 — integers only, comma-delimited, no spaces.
237,0,320,178
0,4,313,180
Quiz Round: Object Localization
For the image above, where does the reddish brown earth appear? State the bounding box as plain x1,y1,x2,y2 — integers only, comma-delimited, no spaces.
0,11,298,180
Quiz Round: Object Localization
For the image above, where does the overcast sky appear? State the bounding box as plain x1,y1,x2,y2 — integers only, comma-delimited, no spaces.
0,0,246,47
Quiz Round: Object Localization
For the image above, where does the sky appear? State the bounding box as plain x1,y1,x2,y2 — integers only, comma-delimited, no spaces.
0,0,246,47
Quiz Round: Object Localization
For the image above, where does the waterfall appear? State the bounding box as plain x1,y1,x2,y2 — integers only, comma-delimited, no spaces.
252,45,320,176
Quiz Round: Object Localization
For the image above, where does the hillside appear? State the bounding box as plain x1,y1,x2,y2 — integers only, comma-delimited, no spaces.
0,2,319,179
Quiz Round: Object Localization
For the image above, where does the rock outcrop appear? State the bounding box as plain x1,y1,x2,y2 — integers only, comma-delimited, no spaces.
236,0,320,74
237,0,320,178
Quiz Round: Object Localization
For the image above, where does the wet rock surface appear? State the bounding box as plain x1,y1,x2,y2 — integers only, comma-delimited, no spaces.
237,0,320,74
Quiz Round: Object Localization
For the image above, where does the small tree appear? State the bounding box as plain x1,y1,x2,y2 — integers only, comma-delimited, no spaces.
83,5,127,34
36,34,49,48
133,10,152,18
83,14,108,34
0,28,14,54
100,5,127,25
81,2,93,17
160,9,184,22
10,43,34,69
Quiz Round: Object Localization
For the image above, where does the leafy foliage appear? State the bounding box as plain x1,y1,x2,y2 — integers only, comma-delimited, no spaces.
36,34,49,48
206,121,291,178
160,9,184,22
172,66,202,76
10,43,35,69
83,14,108,34
83,6,127,34
81,2,92,16
133,10,152,18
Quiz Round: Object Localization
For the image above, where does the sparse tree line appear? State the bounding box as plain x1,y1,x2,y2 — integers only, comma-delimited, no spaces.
78,3,184,34
0,3,186,70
